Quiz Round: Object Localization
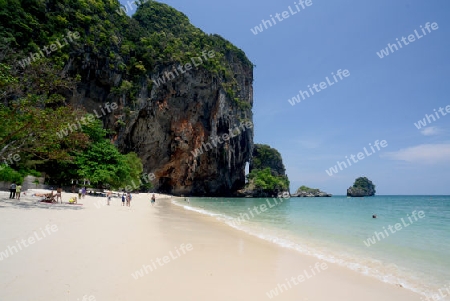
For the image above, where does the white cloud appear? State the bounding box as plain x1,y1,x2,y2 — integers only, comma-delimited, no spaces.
381,143,450,164
420,126,441,136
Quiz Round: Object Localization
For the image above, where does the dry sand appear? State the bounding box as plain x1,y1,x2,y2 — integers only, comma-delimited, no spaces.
0,190,423,301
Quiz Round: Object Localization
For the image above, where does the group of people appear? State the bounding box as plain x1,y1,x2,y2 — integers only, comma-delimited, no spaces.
121,192,132,206
32,188,62,203
114,192,157,207
9,182,22,200
77,187,87,199
7,182,159,207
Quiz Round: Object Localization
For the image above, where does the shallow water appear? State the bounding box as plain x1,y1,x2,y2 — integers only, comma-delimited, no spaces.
172,195,450,297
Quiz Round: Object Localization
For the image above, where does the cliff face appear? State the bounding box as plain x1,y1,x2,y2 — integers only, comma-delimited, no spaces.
68,63,253,196
0,0,254,195
117,61,253,196
70,62,253,197
65,5,253,196
347,187,375,197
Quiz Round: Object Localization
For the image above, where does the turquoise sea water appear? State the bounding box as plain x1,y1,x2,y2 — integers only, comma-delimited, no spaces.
172,195,450,297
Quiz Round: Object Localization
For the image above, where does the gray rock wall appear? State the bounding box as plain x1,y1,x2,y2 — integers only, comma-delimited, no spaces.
68,51,253,196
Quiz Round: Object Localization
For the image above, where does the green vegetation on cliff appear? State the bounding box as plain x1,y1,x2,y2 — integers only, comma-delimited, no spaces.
297,185,320,194
247,168,289,191
250,144,285,176
246,144,289,193
0,0,251,103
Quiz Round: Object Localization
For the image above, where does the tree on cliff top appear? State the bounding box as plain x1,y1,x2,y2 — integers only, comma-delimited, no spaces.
250,144,286,176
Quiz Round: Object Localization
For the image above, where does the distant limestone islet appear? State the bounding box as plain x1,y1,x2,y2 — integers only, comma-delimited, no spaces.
291,186,332,197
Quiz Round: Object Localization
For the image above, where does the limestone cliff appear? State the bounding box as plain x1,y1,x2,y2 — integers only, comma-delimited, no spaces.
64,2,253,196
117,63,253,196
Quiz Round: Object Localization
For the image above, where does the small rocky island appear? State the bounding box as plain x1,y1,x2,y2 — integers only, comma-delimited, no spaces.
347,177,376,197
291,185,332,197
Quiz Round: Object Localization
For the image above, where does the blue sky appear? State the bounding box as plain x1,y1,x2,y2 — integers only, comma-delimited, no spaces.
121,0,450,195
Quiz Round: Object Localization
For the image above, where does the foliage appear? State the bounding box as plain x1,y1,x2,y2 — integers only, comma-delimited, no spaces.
0,164,42,183
0,0,126,58
25,169,41,177
234,97,251,110
75,140,128,188
0,58,90,162
130,2,252,104
352,177,375,190
74,141,143,189
351,177,376,194
0,165,23,183
247,144,289,192
139,180,153,191
247,168,289,191
0,63,17,89
0,0,253,94
296,185,320,194
250,144,283,171
122,152,144,188
41,119,143,189
0,0,253,188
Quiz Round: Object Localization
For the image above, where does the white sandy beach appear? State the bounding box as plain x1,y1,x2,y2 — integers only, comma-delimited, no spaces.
0,190,423,301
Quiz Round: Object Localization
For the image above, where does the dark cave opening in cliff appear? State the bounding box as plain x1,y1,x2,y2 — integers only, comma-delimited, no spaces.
158,177,173,194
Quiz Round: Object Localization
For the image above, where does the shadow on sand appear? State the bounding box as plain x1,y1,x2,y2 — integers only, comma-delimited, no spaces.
0,198,84,211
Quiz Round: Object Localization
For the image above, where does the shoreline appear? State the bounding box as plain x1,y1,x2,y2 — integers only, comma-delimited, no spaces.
170,197,432,297
165,197,423,301
0,191,423,300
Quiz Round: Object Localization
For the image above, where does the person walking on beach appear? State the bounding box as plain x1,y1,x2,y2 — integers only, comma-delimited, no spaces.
82,187,86,199
126,192,131,207
107,191,112,206
78,188,82,199
56,187,62,203
121,192,126,206
151,194,156,206
15,184,22,200
9,182,16,199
